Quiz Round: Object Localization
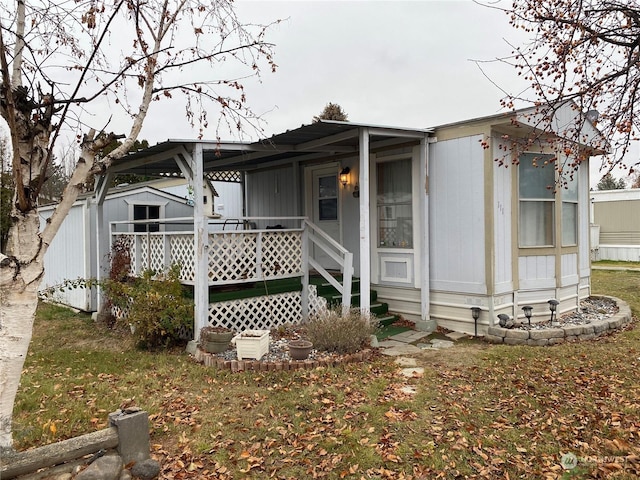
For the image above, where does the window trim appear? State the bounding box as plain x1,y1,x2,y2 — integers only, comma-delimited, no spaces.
125,200,168,233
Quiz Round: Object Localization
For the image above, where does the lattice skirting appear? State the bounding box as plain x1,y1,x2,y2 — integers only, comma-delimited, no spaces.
109,285,328,338
206,285,328,332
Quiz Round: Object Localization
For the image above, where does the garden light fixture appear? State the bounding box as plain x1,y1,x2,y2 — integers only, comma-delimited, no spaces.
470,307,481,337
522,305,533,326
548,299,559,323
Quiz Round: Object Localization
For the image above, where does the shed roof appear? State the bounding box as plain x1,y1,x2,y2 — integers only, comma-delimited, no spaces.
108,121,432,178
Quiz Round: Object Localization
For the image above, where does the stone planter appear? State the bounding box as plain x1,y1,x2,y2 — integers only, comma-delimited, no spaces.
233,330,270,360
200,329,234,354
288,339,313,360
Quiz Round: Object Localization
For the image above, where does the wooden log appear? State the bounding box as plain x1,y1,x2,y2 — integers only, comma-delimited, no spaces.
1,428,119,479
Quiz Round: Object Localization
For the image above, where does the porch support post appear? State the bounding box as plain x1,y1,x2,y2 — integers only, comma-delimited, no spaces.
301,223,309,320
192,143,208,340
358,128,371,317
95,173,112,312
418,136,435,332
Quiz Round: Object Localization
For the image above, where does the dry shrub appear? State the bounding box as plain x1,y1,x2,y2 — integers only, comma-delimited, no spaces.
304,307,378,354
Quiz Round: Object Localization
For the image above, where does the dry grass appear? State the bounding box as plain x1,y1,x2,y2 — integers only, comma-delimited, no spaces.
11,269,640,478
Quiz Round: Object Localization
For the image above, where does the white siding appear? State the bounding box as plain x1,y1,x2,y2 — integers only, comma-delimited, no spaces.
212,182,243,218
493,137,513,294
246,166,297,228
518,255,556,289
561,253,578,286
39,201,91,310
429,135,486,294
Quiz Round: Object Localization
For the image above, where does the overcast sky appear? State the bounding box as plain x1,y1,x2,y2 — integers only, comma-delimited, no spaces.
142,0,524,142
0,0,632,184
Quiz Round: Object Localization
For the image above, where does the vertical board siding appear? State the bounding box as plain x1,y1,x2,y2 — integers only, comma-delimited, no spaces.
518,255,556,289
561,253,579,286
246,166,297,228
492,137,513,293
429,135,486,294
40,202,90,310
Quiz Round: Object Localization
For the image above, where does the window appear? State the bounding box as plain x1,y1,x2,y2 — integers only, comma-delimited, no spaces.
317,175,338,221
377,158,413,248
562,173,578,246
518,153,555,247
133,204,160,232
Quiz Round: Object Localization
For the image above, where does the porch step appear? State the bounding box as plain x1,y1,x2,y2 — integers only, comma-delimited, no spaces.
313,276,399,327
326,291,378,306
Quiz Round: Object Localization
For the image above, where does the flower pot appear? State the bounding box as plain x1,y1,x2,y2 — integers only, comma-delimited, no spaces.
233,330,270,360
288,339,313,360
200,330,234,354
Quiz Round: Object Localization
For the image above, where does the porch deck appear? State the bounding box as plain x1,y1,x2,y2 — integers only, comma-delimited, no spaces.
109,217,357,334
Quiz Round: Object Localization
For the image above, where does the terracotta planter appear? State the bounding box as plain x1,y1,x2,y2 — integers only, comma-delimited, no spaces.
288,339,313,360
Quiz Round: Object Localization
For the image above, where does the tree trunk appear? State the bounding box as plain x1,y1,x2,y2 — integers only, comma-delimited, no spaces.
0,209,44,449
0,282,39,450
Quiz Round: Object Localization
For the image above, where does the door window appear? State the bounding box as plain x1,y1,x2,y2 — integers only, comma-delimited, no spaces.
318,175,338,221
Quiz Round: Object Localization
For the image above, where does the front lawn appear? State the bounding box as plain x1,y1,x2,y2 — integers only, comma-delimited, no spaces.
12,269,640,478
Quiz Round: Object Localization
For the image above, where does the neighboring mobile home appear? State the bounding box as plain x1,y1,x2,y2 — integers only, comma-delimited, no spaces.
591,188,640,262
67,103,603,337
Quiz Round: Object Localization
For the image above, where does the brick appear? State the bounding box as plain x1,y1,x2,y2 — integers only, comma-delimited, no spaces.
483,334,504,344
579,333,595,341
487,326,507,338
548,337,565,345
581,325,594,334
592,321,609,333
529,329,564,340
563,325,583,336
504,337,527,345
504,329,530,340
527,338,549,346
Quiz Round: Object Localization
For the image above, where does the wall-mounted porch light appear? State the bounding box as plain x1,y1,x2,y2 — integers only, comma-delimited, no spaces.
470,307,481,337
548,299,559,323
339,167,350,187
522,305,533,326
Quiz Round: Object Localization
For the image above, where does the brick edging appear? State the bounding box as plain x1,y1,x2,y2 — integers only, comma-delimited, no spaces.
193,348,374,372
484,296,632,346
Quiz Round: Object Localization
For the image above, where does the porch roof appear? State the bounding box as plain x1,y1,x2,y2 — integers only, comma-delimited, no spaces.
109,121,432,177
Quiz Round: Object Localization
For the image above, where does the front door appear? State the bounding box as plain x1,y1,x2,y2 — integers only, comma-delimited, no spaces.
306,164,341,270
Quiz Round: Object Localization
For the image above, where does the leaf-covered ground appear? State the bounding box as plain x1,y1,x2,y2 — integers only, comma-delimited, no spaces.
13,269,640,478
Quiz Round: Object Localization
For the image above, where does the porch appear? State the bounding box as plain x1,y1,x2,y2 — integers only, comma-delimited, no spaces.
109,216,356,335
97,121,432,339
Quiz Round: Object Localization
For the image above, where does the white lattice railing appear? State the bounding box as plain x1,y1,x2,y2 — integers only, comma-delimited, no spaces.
110,221,304,285
109,216,354,335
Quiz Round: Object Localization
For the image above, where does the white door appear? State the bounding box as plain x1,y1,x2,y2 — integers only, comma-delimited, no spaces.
306,164,341,270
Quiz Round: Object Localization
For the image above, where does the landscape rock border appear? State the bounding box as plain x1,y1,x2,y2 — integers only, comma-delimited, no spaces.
193,348,374,372
484,296,632,346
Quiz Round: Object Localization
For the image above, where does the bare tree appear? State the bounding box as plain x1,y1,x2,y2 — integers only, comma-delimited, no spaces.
0,0,277,449
480,0,640,177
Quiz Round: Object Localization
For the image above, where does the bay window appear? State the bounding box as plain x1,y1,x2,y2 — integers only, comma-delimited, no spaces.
518,153,556,247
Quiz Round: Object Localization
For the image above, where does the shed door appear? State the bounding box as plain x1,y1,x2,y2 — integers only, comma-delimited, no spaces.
306,164,341,270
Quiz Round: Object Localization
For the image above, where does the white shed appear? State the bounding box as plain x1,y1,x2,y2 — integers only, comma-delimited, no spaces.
39,183,195,311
